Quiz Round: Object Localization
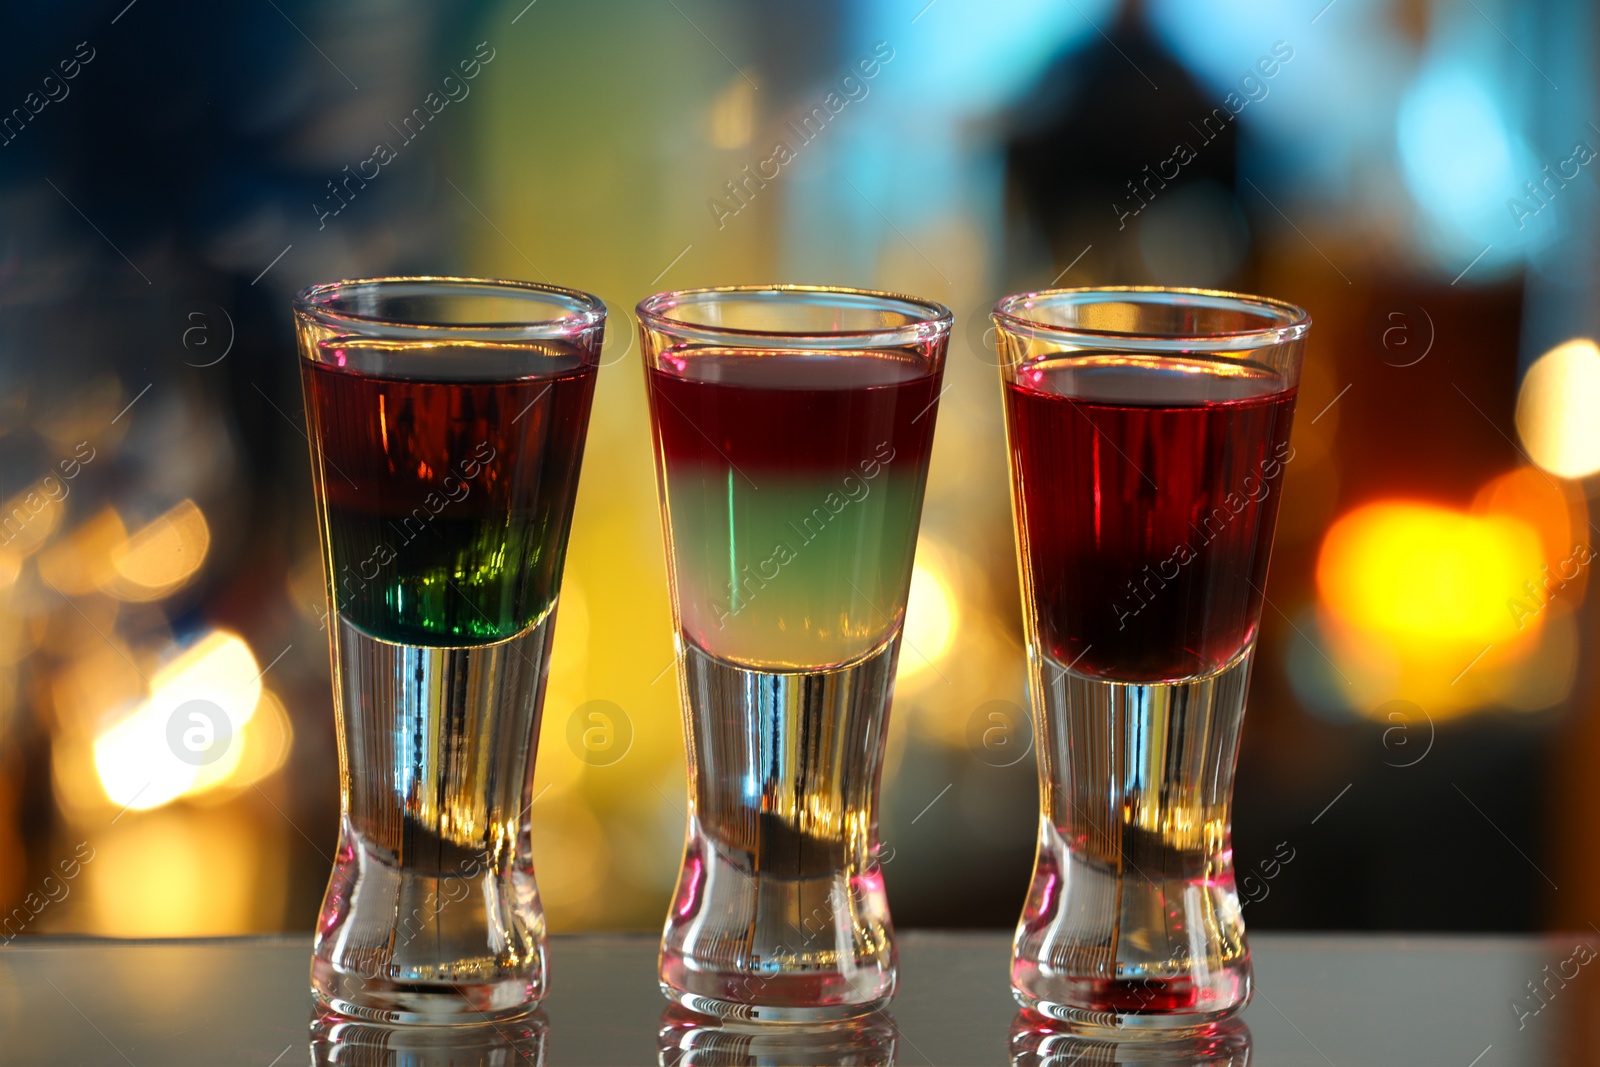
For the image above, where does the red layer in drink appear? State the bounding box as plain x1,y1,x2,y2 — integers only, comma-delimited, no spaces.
1006,355,1295,682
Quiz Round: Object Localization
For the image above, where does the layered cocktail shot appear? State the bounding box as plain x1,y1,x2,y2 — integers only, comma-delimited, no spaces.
296,277,603,1023
640,285,950,1022
994,287,1309,1032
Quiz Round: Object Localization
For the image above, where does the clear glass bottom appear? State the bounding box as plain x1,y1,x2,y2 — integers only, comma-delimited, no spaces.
660,636,900,1023
312,614,554,1025
1012,645,1254,1033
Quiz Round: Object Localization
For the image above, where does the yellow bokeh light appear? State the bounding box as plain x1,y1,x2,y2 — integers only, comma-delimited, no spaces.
52,730,110,824
1516,338,1600,479
93,631,262,812
1472,465,1584,560
36,508,127,595
1485,609,1578,712
82,805,281,937
0,480,66,556
107,499,210,601
898,553,958,682
531,794,608,928
194,688,295,803
1317,501,1544,645
52,645,146,735
534,582,591,802
709,73,755,149
0,550,23,605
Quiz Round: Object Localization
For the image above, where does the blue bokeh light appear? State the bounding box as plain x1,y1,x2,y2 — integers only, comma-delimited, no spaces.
1396,59,1542,267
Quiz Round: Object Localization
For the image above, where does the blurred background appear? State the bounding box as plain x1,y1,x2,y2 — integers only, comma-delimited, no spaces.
0,0,1597,939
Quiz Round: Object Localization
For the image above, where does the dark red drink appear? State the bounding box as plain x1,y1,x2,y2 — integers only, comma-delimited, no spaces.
1005,354,1296,681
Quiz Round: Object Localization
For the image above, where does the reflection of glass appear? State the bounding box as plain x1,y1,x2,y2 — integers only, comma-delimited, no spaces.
659,1005,897,1066
296,278,604,1023
311,1008,548,1066
640,286,951,1022
993,288,1309,1031
1011,1010,1251,1065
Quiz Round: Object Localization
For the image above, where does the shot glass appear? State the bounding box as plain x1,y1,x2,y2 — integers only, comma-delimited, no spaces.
993,287,1309,1031
296,277,604,1022
639,285,951,1022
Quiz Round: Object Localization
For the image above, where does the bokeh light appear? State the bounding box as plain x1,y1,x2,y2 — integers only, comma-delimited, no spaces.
898,548,959,684
82,805,285,937
1516,338,1600,479
93,631,264,812
1317,501,1544,646
106,499,210,601
1308,477,1588,722
1397,58,1535,264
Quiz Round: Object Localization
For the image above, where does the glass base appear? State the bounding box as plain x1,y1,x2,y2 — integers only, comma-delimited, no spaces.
1009,985,1248,1036
658,988,893,1026
310,970,539,1027
1012,646,1255,1031
312,615,553,1025
660,637,900,1021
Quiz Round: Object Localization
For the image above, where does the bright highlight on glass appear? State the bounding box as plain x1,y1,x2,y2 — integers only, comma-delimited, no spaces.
640,284,950,1022
993,286,1308,1032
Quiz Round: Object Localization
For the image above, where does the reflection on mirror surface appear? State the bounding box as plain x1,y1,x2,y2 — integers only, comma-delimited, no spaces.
310,1008,547,1066
658,1005,897,1066
1010,1009,1250,1065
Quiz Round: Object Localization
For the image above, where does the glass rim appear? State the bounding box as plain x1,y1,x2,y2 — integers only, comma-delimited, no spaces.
292,275,607,339
635,284,954,348
992,286,1311,351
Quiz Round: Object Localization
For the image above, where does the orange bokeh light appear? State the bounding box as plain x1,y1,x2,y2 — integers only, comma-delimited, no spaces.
1317,500,1544,646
